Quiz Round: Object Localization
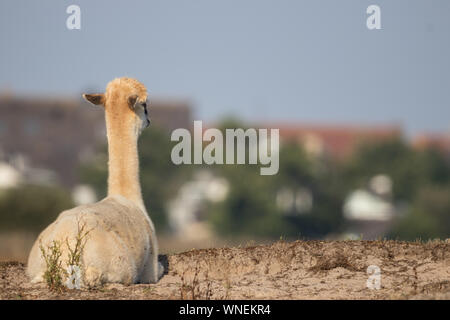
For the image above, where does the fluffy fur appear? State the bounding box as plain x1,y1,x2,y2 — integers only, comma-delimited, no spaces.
27,77,162,286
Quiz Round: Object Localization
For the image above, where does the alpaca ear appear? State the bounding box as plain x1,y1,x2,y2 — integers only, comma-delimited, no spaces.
127,94,139,110
82,93,105,106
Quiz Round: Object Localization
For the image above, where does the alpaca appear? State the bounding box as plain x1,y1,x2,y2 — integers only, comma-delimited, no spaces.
27,77,163,286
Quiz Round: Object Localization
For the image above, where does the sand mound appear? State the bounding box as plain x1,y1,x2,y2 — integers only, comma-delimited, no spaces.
1,240,448,300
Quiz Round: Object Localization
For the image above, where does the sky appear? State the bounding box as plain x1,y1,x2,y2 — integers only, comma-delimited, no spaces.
0,0,449,136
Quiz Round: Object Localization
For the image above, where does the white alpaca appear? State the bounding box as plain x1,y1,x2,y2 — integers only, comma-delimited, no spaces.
27,78,163,286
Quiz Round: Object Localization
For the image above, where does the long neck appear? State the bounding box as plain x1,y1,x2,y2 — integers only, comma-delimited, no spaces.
106,118,145,211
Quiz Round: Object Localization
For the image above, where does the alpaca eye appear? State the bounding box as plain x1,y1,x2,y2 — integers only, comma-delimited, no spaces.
142,103,148,115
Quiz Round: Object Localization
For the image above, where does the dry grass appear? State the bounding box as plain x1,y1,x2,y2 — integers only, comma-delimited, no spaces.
38,220,92,291
39,240,66,292
180,263,213,300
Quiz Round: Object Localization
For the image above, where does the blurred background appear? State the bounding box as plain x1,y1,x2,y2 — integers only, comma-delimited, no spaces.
1,0,449,261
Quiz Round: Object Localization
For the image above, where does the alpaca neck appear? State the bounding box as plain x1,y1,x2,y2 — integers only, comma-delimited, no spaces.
106,121,145,211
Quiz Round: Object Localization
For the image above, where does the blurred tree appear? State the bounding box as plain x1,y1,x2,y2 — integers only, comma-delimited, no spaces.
0,184,73,232
342,139,425,201
207,119,285,237
275,142,345,238
389,186,450,240
344,140,450,240
419,147,450,186
208,120,345,239
209,165,284,237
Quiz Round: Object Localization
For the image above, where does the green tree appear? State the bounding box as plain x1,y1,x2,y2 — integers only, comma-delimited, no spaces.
209,164,284,237
206,119,283,237
275,142,344,238
389,186,450,240
419,148,450,186
207,121,345,239
0,184,73,232
342,139,424,201
344,140,450,240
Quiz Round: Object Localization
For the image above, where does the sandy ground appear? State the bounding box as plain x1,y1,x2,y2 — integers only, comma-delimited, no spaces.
0,240,449,300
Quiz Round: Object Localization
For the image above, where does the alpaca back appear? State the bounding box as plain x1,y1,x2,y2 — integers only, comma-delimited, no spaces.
27,195,152,286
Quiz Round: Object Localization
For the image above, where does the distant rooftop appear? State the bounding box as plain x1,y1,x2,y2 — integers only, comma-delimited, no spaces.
259,122,403,159
413,133,450,156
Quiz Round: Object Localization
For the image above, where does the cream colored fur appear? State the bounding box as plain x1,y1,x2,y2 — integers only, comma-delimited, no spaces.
27,77,162,286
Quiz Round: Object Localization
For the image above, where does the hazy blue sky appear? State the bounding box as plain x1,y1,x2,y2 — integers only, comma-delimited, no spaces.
1,0,449,135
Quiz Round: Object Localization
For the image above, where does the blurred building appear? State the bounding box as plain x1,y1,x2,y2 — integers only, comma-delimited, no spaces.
148,98,192,132
276,187,313,215
0,162,21,188
168,170,229,240
260,123,402,160
72,184,97,205
0,94,192,187
342,174,399,239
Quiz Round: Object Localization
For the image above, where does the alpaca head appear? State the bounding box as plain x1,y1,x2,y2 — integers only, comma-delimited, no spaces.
83,77,150,135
